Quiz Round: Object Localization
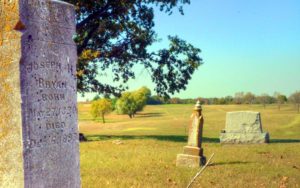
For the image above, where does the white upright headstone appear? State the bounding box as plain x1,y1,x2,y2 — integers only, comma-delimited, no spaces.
220,111,269,144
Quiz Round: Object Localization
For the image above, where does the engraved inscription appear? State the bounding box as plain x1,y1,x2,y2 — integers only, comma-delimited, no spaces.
25,61,62,73
19,1,80,186
26,105,77,120
36,78,67,89
46,122,66,130
24,60,75,76
24,132,78,149
42,93,65,101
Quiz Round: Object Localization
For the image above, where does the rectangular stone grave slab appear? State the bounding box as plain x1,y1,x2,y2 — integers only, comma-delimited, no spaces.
0,0,80,187
220,111,269,144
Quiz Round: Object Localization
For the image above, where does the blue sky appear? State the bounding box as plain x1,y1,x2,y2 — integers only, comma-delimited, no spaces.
78,0,300,101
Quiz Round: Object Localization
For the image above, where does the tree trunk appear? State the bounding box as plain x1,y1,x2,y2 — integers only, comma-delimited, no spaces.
129,114,132,118
102,114,105,123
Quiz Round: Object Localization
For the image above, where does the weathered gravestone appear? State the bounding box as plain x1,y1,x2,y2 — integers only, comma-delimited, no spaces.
220,111,269,144
0,0,80,187
176,101,206,168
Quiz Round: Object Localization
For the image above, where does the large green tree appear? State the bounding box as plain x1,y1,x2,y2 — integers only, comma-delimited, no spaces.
91,98,113,123
116,92,138,118
116,87,150,118
64,0,203,97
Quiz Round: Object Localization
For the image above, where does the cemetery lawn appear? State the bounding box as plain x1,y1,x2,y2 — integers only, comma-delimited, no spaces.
79,104,300,188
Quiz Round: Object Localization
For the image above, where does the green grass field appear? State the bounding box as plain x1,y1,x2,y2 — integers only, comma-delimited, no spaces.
79,104,300,188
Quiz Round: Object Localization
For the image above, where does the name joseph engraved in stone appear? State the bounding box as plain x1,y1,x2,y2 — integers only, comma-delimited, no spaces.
26,61,62,72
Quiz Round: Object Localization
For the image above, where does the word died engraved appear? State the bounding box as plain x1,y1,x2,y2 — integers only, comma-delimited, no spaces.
46,122,66,130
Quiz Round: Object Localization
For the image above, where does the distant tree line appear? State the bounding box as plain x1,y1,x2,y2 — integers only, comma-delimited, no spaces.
147,91,300,112
91,90,300,120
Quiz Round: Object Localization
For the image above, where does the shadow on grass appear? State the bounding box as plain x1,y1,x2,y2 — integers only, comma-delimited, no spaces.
270,139,300,143
84,135,300,144
210,161,252,166
86,135,219,143
134,112,164,118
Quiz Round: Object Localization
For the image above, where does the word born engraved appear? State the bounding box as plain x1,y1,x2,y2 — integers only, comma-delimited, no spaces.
27,105,77,120
36,78,67,90
42,93,65,102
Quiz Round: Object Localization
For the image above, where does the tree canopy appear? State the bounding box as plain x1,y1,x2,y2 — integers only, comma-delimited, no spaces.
91,98,113,123
289,91,300,113
64,0,203,97
116,87,151,118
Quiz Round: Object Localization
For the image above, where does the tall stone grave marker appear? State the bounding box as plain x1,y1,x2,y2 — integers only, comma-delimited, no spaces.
176,101,206,168
220,111,269,144
0,0,80,187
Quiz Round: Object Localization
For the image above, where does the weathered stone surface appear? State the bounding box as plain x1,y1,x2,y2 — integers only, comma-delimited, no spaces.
0,1,24,187
183,146,203,156
220,111,269,144
176,101,206,167
176,154,206,168
0,0,80,187
187,111,204,147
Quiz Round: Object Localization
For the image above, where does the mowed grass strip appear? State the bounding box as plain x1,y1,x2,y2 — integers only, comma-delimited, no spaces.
79,104,300,187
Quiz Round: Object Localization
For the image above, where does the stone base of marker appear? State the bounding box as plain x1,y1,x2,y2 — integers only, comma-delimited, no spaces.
176,146,206,168
220,132,269,144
